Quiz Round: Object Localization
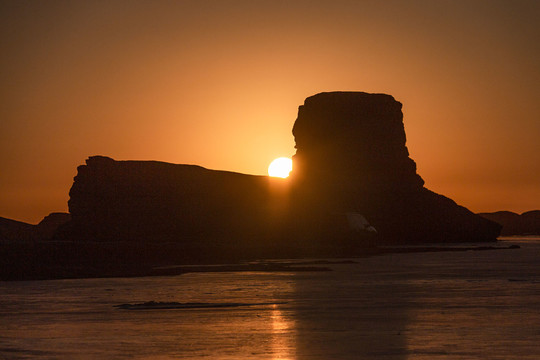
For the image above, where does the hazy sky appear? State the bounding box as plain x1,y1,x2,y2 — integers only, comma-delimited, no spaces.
1,0,539,223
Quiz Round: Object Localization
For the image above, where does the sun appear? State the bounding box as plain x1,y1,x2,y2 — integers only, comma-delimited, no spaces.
268,157,293,178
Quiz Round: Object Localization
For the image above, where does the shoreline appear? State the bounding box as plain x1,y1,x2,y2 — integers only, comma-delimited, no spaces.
0,243,520,282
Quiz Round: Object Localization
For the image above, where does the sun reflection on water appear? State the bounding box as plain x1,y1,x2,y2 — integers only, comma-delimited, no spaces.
270,304,296,360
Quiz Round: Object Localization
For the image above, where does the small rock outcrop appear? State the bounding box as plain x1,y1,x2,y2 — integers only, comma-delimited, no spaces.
290,92,500,243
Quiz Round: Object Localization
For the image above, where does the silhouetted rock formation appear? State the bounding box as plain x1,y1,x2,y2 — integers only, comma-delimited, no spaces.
59,156,294,260
0,212,71,242
0,217,36,242
478,211,540,235
37,212,71,239
290,92,500,244
57,91,500,265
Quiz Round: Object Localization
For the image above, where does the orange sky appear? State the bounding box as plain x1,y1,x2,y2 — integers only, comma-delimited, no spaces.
1,0,539,224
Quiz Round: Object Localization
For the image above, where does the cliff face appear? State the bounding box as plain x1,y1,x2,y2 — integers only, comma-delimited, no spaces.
290,92,500,243
292,92,423,195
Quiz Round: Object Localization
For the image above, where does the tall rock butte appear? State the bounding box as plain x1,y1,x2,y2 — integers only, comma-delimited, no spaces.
59,91,501,259
290,92,500,243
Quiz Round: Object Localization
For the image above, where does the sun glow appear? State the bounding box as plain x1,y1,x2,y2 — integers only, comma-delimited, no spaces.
268,157,292,178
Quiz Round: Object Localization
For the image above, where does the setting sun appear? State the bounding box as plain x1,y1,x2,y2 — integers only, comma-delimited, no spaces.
268,157,292,178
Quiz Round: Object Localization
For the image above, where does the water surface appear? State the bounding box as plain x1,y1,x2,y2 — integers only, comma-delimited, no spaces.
1,237,539,359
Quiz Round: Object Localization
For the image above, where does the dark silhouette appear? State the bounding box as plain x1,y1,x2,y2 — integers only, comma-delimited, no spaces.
59,157,292,258
0,216,37,242
1,91,503,280
289,92,500,244
479,210,540,235
0,212,70,242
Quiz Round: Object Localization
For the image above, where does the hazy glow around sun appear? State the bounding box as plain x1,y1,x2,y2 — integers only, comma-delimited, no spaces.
268,157,293,178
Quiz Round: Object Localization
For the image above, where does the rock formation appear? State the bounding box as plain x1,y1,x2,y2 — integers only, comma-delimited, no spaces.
0,217,37,242
58,91,500,261
0,212,71,242
36,212,71,239
290,92,500,244
479,210,540,235
60,156,293,259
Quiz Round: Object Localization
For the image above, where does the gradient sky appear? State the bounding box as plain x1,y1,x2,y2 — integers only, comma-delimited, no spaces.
1,0,539,223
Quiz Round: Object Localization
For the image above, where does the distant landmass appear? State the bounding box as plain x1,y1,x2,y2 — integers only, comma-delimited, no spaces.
1,91,504,280
478,211,540,236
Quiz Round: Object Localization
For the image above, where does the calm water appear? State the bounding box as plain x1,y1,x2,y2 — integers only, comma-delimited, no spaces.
1,237,539,359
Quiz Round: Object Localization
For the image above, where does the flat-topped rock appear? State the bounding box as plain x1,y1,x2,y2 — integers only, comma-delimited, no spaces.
290,92,500,243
